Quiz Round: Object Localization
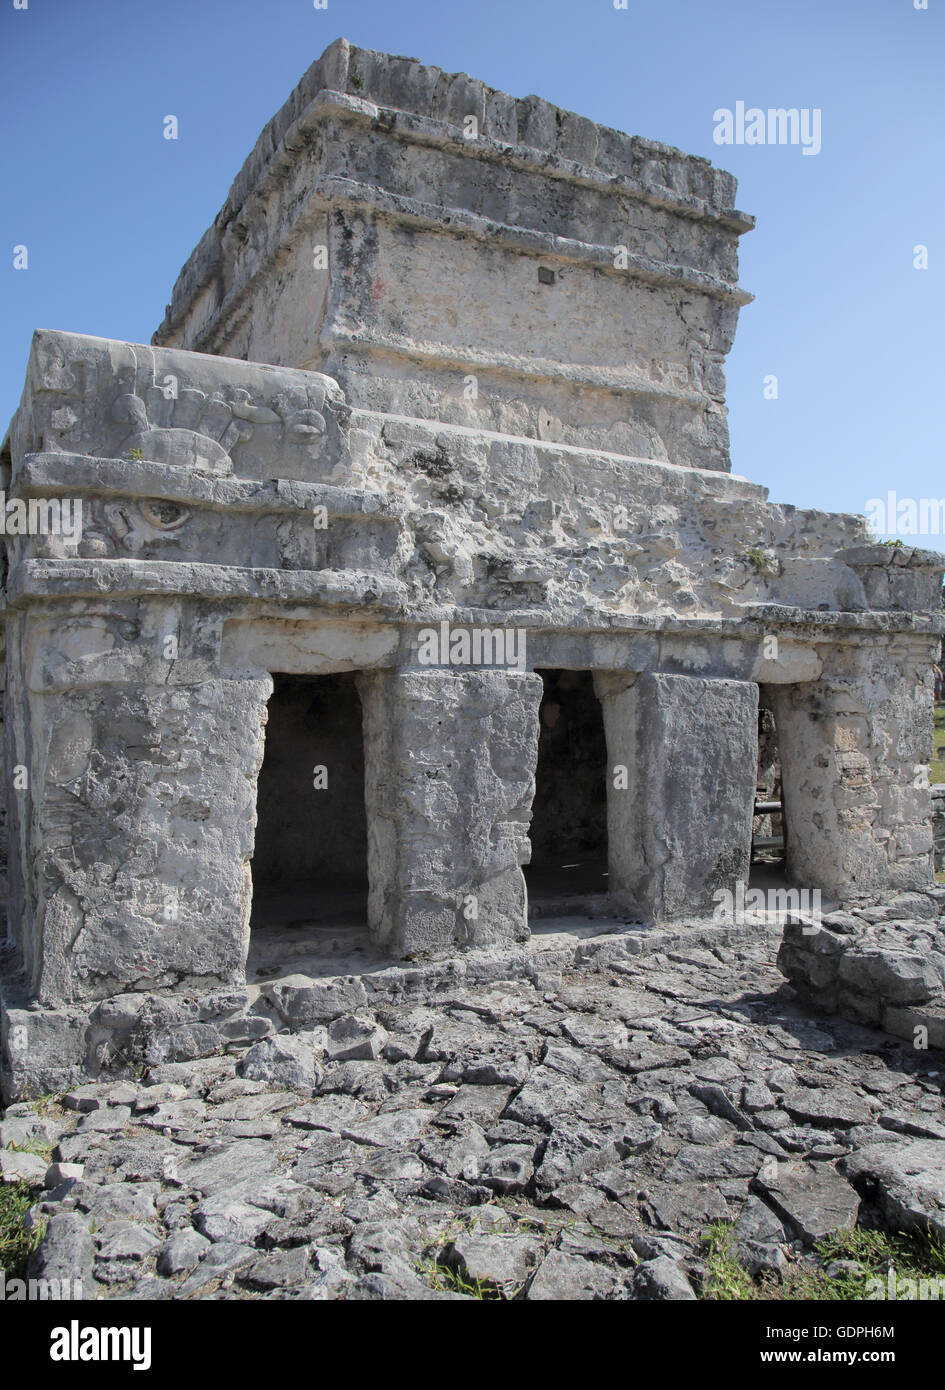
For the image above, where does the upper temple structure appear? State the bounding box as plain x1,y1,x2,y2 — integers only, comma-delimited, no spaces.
1,38,942,1098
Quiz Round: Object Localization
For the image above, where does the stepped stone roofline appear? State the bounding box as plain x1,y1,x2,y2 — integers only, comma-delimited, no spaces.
151,40,757,470
154,36,754,346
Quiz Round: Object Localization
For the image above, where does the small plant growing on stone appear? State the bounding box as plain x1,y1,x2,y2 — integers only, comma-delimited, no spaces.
8,1136,54,1159
420,1257,492,1299
701,1221,758,1300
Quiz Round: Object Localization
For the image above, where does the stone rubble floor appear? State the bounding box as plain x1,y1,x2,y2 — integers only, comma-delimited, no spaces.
6,925,945,1301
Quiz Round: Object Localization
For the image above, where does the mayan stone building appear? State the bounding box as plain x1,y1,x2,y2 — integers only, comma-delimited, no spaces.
1,39,942,1098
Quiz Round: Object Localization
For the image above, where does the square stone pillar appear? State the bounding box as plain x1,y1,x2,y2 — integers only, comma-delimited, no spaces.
595,672,758,921
768,646,936,898
6,645,271,1005
358,669,542,955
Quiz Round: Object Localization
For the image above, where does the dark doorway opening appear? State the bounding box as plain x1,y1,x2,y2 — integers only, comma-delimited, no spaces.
749,689,788,895
525,669,608,908
249,672,368,976
752,692,786,866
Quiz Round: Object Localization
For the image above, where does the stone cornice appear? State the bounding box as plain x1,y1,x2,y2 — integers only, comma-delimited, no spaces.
5,558,942,639
15,453,405,521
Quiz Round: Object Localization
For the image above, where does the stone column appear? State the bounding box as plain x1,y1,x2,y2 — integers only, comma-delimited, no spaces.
358,668,542,955
594,672,758,921
768,640,936,899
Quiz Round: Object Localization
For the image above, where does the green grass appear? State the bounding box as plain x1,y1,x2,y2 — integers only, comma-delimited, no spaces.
702,1222,761,1299
420,1257,496,1299
0,1094,60,1279
700,1222,945,1301
0,1181,45,1281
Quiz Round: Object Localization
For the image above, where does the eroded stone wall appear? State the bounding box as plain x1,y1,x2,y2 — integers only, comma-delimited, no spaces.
932,783,945,872
778,906,945,1047
770,640,936,900
4,603,270,1006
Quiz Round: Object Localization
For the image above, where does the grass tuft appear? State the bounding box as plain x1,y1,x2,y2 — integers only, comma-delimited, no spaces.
700,1222,945,1301
0,1181,45,1281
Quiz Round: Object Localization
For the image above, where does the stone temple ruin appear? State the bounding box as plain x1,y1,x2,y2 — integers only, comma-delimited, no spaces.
2,38,943,1102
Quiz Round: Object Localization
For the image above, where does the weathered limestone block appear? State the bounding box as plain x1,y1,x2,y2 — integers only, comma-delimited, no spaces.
776,920,848,1000
595,673,757,920
769,643,935,899
10,329,351,487
837,948,941,1006
358,669,542,954
777,913,945,1045
0,1003,90,1100
840,1139,945,1241
6,628,270,1002
0,984,267,1102
839,544,945,617
883,1004,945,1050
2,329,885,632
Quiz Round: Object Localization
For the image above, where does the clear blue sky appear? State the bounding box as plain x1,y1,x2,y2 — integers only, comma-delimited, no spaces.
2,0,941,544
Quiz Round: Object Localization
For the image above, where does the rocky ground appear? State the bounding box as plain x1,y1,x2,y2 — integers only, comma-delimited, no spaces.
5,921,945,1301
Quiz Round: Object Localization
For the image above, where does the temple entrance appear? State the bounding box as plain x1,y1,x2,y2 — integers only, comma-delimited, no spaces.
748,685,793,909
751,690,787,871
248,672,369,978
750,695,789,867
525,669,609,911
